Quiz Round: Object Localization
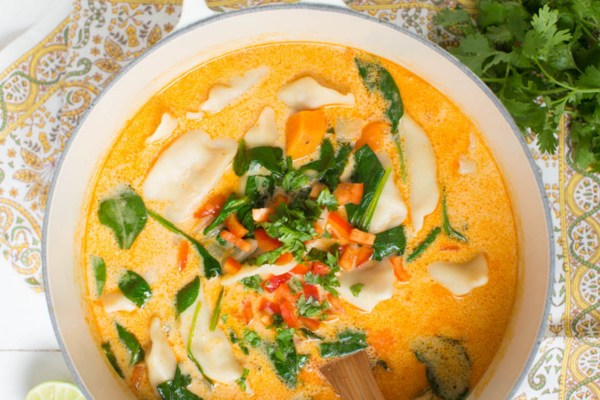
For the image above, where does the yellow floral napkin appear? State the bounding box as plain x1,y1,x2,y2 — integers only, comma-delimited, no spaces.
0,0,598,398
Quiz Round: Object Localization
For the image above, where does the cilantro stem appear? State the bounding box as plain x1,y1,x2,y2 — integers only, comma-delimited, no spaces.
535,60,600,94
209,287,224,332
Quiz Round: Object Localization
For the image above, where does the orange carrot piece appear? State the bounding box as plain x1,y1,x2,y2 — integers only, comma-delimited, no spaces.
349,228,376,246
255,228,280,252
339,244,360,271
275,252,294,265
243,299,254,325
194,193,226,219
177,241,190,272
326,212,353,240
390,256,411,282
220,230,253,252
356,246,374,267
224,256,243,275
273,193,289,208
286,109,327,160
309,183,326,199
252,207,274,222
291,263,311,275
354,121,388,153
224,213,249,238
300,317,320,331
334,183,364,206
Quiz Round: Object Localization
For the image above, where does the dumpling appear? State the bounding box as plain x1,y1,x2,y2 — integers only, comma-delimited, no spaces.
277,76,355,111
338,259,395,312
220,259,297,286
143,129,237,223
401,113,439,234
244,106,280,148
369,152,407,234
200,66,269,114
427,254,488,296
146,112,179,144
100,292,137,313
146,317,177,389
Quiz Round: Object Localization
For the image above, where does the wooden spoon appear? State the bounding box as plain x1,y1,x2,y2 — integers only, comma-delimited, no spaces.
319,350,385,400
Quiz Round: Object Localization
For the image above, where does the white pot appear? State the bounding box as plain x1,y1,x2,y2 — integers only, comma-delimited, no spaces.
43,3,554,399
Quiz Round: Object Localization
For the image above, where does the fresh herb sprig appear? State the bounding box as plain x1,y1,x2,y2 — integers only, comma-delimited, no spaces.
435,1,600,171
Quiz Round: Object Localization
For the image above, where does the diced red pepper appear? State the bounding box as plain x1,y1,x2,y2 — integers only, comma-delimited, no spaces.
275,282,299,303
334,183,364,206
280,300,299,328
252,207,275,222
326,212,353,240
340,244,360,271
275,252,294,265
390,256,411,282
312,261,331,276
177,241,189,272
259,299,281,315
356,246,374,267
255,228,280,252
223,256,243,275
291,263,311,275
194,193,226,219
303,284,320,301
349,228,376,246
300,317,320,331
264,273,292,293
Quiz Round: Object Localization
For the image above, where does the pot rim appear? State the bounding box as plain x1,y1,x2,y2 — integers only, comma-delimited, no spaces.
42,3,555,399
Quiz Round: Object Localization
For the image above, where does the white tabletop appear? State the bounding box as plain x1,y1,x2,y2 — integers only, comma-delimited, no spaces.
0,0,75,397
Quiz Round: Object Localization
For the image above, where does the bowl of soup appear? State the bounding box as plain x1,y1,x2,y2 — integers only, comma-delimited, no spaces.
43,4,553,400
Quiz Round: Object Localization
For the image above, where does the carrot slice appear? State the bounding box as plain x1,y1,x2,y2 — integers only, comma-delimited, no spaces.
291,263,311,275
356,246,374,267
220,230,253,252
255,228,280,252
243,299,254,325
273,193,289,208
130,364,145,389
177,241,189,272
194,193,226,219
252,207,274,222
300,317,320,331
275,252,294,265
326,212,353,240
354,120,388,153
340,244,360,271
349,228,376,246
310,183,326,199
390,256,411,282
334,183,364,206
224,256,243,275
224,213,248,238
286,109,327,160
280,300,299,328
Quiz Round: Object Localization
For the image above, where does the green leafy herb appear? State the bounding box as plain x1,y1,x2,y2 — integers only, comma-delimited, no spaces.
234,140,284,177
230,331,250,355
116,323,144,365
316,187,339,211
240,275,263,293
355,57,407,180
302,139,353,191
204,195,252,235
118,270,151,308
372,225,407,261
412,336,471,400
267,328,309,387
282,157,311,193
187,301,215,387
434,2,600,171
98,189,148,250
350,283,365,297
236,368,250,392
210,287,225,332
245,175,275,202
157,365,202,400
221,314,228,324
243,329,262,348
101,342,123,378
176,277,200,316
345,145,386,231
442,194,467,242
407,227,442,262
319,330,368,358
376,360,390,371
300,328,324,340
90,255,106,297
288,277,303,294
265,313,285,330
296,294,329,318
147,209,221,278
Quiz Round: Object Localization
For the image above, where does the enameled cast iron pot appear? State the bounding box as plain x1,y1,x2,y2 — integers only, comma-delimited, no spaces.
43,1,555,398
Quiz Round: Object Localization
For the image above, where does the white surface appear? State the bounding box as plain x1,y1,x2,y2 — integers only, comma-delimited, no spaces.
0,0,59,50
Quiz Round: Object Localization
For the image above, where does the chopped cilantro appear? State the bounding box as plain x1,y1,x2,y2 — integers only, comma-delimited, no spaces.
350,283,365,297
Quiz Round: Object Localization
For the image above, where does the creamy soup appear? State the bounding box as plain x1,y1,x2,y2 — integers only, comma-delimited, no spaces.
80,43,518,400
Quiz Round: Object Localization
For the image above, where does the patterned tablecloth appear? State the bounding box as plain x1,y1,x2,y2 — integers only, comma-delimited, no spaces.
0,0,598,398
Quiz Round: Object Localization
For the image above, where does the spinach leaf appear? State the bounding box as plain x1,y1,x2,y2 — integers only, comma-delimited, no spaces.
245,175,274,202
116,323,144,365
412,336,470,400
355,58,407,181
234,140,284,177
147,209,221,278
267,328,309,387
98,189,147,250
101,342,123,378
319,330,368,358
301,139,352,191
157,365,202,400
236,368,250,392
204,195,252,235
345,145,387,231
240,275,263,293
90,255,106,297
118,270,151,308
372,225,406,261
176,276,200,316
407,227,441,262
442,194,467,242
350,283,365,297
209,287,225,332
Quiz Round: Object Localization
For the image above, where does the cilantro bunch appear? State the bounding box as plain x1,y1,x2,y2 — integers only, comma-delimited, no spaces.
435,0,600,171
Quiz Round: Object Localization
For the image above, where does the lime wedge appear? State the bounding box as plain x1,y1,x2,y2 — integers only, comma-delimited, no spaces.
25,381,85,400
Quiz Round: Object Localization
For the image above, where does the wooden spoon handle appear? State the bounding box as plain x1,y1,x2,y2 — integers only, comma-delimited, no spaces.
320,350,386,400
